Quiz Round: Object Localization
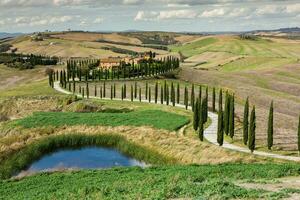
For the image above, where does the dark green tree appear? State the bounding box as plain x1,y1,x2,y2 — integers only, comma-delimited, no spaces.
243,97,249,145
193,99,199,131
217,110,224,146
267,101,274,150
224,92,230,135
202,96,208,123
131,85,134,101
184,86,188,110
248,106,256,153
161,85,164,104
111,85,113,100
145,82,148,100
155,82,158,104
176,83,180,104
198,101,204,141
139,87,142,102
229,95,235,139
86,82,89,99
148,87,151,103
94,85,97,97
219,89,223,112
191,84,195,111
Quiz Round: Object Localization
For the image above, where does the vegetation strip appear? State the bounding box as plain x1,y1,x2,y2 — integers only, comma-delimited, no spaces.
0,134,176,179
0,163,299,199
11,110,189,131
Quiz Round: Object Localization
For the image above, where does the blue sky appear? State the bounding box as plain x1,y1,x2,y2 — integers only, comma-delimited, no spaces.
0,0,299,33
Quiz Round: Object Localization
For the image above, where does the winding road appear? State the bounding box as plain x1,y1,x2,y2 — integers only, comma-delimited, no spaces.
54,82,300,162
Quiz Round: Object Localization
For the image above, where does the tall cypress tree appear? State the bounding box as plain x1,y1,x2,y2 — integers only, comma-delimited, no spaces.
160,85,164,104
94,85,97,97
243,97,249,145
114,84,116,98
198,101,204,141
171,82,175,106
103,82,106,98
184,86,188,110
111,85,113,100
248,106,256,153
86,82,89,99
198,85,202,102
121,85,124,101
191,84,195,111
217,110,224,146
202,96,208,123
155,82,158,104
148,87,151,103
267,101,274,150
123,84,126,99
229,95,235,139
224,92,230,135
193,99,199,131
145,82,148,100
134,82,137,99
212,87,216,112
139,87,142,102
177,83,180,104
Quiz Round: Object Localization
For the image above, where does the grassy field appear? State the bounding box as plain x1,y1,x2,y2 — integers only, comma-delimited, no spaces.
1,163,299,199
11,110,189,131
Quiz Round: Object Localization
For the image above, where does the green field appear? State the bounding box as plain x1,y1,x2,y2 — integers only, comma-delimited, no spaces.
11,110,190,131
1,163,299,199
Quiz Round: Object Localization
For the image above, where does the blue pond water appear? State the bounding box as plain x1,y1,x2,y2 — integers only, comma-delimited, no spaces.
25,147,146,172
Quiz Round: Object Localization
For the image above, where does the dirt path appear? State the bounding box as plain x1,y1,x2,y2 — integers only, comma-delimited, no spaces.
53,82,300,162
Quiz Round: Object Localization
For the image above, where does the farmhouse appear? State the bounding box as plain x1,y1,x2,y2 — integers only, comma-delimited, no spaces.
99,57,123,69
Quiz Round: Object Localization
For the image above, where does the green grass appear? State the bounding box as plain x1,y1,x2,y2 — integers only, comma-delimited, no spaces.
0,79,61,98
170,37,218,57
0,134,175,179
0,163,299,199
221,57,295,72
12,110,190,131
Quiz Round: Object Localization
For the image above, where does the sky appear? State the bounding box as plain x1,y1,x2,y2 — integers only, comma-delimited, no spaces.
0,0,299,33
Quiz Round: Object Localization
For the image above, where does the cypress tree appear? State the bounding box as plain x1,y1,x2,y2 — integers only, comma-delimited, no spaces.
73,81,76,93
145,82,148,100
82,88,85,99
248,106,256,153
148,87,151,103
212,87,216,112
94,85,97,97
160,85,164,104
123,84,126,99
202,96,208,123
139,87,142,102
229,95,235,139
198,85,202,102
184,86,188,110
99,86,102,98
103,82,106,98
131,85,134,101
177,83,180,104
114,84,116,98
134,82,137,99
267,101,274,150
198,101,204,141
219,89,223,112
86,82,89,99
193,99,199,131
191,84,195,111
155,82,158,104
166,84,169,105
224,92,230,135
111,85,113,100
243,97,249,145
217,110,224,146
171,82,175,106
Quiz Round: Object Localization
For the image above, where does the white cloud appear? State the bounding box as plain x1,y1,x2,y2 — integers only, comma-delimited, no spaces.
229,8,247,17
158,10,198,19
200,8,226,18
93,17,104,23
284,3,300,14
135,9,198,21
255,5,281,15
10,15,74,27
134,11,158,21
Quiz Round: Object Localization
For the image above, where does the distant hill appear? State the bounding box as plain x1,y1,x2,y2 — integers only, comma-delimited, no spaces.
0,32,23,39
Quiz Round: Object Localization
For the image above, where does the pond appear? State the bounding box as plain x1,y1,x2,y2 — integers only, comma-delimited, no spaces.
20,147,147,174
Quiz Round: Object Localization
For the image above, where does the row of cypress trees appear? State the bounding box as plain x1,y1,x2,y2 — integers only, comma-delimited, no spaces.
55,56,180,82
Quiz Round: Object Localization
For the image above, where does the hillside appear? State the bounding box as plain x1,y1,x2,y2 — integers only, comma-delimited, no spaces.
170,35,300,150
